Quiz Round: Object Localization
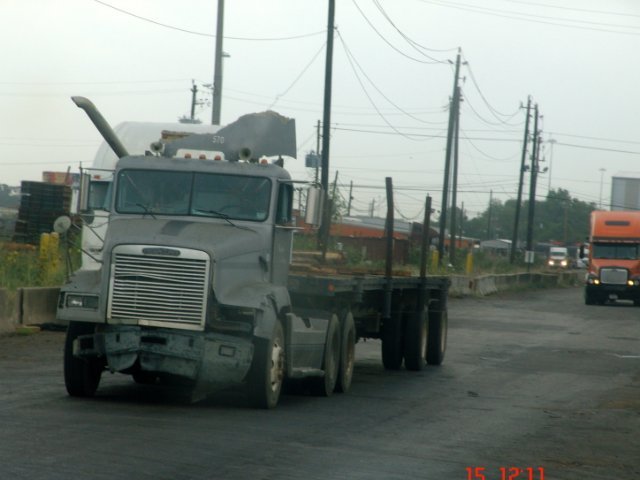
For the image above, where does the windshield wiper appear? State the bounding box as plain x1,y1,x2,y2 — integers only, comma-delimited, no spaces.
197,209,237,227
136,203,157,219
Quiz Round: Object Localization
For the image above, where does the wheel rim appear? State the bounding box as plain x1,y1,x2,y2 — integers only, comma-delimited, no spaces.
269,337,284,393
439,311,448,354
420,313,428,360
344,328,355,377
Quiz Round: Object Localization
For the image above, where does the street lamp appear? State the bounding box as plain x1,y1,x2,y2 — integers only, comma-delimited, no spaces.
599,168,606,209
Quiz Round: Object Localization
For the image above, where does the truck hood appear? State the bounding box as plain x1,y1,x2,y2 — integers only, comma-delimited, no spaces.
104,217,266,260
590,258,640,276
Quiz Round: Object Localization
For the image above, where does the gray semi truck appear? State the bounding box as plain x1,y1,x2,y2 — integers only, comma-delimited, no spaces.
57,97,449,409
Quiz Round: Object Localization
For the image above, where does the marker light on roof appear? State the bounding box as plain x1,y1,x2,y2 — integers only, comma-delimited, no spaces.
185,153,192,159
214,155,222,161
260,159,269,165
199,154,206,160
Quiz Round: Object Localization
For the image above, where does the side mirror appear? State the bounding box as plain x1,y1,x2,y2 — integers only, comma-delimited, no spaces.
579,244,585,259
305,186,324,227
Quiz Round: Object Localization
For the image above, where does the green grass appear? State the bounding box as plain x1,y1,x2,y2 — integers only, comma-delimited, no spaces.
0,241,72,290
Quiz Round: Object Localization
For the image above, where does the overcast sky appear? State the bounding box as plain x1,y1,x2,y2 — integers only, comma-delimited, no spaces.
2,0,640,220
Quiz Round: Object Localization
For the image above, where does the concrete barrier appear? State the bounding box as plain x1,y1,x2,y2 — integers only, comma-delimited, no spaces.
0,289,21,333
448,270,584,297
21,287,61,326
0,287,60,333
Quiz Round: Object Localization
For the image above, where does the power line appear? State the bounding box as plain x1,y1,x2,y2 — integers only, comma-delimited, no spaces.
268,41,326,110
336,30,430,141
350,0,447,65
372,0,455,58
93,0,326,41
415,0,640,36
462,60,523,123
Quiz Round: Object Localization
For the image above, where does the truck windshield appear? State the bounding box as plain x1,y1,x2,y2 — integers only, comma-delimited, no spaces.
592,243,639,260
115,169,271,222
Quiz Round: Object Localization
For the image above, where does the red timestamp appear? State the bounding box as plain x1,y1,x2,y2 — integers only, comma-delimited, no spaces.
466,466,545,480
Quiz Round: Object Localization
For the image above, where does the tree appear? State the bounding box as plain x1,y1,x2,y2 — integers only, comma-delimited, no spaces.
464,189,594,245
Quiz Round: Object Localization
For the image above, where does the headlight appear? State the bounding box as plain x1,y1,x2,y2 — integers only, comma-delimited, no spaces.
66,294,99,309
561,260,568,266
548,260,554,266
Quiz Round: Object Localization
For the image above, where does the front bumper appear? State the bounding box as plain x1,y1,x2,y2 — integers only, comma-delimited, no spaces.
585,283,640,301
74,326,253,386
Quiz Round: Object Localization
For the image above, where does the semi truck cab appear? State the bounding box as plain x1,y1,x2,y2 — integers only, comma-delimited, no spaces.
584,210,640,305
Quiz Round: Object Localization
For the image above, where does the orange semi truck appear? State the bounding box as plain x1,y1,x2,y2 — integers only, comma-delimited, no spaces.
584,210,640,305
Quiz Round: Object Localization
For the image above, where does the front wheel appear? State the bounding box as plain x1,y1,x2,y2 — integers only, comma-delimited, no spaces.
64,322,103,397
247,319,285,409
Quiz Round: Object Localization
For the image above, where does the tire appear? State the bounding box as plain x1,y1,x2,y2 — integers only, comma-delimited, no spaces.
381,311,404,370
247,319,285,409
404,310,427,371
311,314,341,396
584,291,596,305
426,307,447,366
64,321,103,397
335,311,356,393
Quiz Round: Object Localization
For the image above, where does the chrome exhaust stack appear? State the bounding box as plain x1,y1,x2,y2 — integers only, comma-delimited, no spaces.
71,96,129,159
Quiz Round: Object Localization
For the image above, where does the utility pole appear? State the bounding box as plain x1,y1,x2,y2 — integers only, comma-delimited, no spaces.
190,81,198,121
449,85,462,266
320,0,335,193
347,180,353,216
525,104,541,267
315,120,321,184
487,190,493,239
459,201,464,247
510,96,532,264
317,0,336,256
211,0,225,125
438,48,462,266
547,137,557,193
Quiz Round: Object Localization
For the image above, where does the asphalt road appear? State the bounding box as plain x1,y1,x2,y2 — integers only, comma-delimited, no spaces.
1,286,638,480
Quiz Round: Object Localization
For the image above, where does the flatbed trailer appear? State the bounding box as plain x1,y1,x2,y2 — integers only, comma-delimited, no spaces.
288,272,450,370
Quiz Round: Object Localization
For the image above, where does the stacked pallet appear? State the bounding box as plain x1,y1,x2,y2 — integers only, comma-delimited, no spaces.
13,181,72,245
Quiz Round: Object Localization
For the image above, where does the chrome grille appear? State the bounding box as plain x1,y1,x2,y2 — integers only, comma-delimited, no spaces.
600,267,628,285
108,245,209,329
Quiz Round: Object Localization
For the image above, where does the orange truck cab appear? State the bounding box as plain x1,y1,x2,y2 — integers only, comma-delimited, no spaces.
584,210,640,305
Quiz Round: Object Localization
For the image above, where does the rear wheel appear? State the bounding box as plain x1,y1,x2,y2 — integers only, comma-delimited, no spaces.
311,314,341,396
381,311,404,370
64,322,103,397
336,311,356,393
426,307,447,366
404,310,427,371
247,318,285,409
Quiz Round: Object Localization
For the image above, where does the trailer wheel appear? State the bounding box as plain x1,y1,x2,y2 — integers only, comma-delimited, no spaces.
335,311,356,393
311,314,341,396
381,311,404,370
426,307,448,366
404,310,427,371
64,321,103,397
247,319,285,409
